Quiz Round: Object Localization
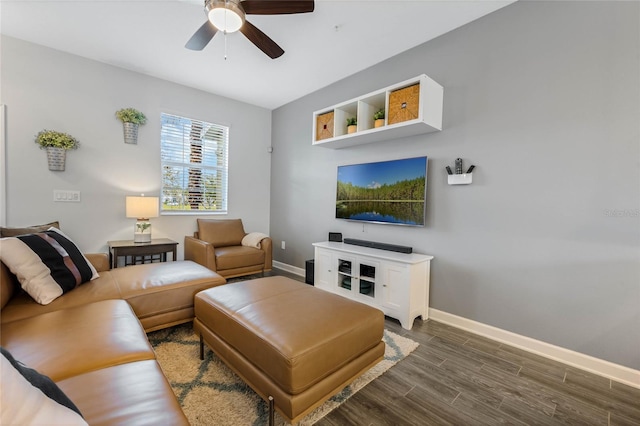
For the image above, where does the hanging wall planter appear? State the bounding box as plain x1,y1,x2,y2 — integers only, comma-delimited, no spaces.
46,147,67,171
122,122,139,144
35,130,79,172
115,108,147,144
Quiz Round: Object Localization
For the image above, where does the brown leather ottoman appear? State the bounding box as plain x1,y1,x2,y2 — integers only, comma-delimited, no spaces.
193,276,385,424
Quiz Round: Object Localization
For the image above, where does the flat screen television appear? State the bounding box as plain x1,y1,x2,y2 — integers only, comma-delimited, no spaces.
336,156,427,226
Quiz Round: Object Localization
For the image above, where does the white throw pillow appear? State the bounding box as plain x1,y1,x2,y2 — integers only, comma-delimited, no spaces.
241,232,269,249
0,355,88,425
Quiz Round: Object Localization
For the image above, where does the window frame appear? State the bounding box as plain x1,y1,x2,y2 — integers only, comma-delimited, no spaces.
160,112,230,215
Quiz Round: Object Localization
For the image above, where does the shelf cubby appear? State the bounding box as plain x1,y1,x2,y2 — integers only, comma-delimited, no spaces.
334,102,358,138
357,92,386,132
312,74,443,149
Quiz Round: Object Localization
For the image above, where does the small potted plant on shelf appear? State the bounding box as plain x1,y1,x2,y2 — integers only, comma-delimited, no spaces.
346,117,357,134
373,108,385,128
115,107,147,144
35,129,80,171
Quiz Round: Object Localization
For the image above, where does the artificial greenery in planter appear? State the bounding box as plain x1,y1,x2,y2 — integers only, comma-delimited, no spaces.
136,222,151,233
346,117,357,134
35,130,80,171
373,108,385,128
115,108,147,144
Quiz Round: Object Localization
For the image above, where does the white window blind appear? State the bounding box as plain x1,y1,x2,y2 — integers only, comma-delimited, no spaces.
160,113,229,213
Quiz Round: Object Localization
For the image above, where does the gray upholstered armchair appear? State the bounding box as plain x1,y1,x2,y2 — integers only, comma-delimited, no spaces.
184,219,272,279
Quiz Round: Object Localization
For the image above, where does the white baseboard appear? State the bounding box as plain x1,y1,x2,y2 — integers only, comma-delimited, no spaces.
429,308,640,389
273,260,305,277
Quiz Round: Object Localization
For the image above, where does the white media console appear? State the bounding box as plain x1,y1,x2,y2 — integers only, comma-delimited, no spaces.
313,241,433,330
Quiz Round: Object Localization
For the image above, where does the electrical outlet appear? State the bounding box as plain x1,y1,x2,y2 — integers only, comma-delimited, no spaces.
281,241,286,250
53,190,81,203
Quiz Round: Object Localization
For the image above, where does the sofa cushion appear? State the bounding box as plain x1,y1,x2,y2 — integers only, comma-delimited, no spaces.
110,261,226,332
197,218,246,247
0,229,98,305
0,270,121,324
215,245,265,270
0,300,155,381
57,360,189,426
1,352,87,425
0,221,60,237
1,347,83,416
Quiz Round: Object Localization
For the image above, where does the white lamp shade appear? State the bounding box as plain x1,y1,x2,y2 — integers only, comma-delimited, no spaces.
126,196,159,219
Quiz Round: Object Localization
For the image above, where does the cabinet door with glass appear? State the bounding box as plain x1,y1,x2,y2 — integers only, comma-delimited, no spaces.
356,260,379,303
335,255,380,304
335,255,357,296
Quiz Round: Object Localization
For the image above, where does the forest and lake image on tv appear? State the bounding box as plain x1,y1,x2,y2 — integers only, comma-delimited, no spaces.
336,156,427,226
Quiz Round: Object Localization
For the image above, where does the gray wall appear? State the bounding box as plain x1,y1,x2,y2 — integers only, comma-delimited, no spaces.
1,36,272,257
270,2,640,369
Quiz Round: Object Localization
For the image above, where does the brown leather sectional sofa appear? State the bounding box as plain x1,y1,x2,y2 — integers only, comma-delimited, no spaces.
1,254,226,425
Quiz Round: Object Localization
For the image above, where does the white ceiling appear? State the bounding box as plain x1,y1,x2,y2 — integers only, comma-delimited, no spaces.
0,0,514,110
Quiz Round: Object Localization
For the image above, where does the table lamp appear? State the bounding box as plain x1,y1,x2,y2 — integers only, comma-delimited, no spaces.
126,195,159,243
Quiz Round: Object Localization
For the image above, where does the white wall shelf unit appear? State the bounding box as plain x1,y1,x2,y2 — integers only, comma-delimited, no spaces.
313,241,434,330
312,74,444,149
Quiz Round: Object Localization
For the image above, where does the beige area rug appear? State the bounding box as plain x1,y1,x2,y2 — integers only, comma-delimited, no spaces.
148,323,418,426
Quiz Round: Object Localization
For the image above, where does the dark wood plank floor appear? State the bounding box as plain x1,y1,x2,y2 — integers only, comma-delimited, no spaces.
317,317,640,426
267,270,640,425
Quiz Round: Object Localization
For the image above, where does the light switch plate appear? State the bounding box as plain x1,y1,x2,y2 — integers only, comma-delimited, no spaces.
53,190,81,202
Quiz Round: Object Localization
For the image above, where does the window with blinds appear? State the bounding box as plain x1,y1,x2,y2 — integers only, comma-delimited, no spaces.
160,113,229,213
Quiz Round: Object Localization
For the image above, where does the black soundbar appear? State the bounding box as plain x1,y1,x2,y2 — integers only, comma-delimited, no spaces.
343,238,413,254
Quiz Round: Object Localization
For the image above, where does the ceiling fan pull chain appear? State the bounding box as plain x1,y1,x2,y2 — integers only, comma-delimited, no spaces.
224,0,228,59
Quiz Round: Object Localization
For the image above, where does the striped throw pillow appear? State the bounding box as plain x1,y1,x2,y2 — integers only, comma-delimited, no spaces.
0,229,98,305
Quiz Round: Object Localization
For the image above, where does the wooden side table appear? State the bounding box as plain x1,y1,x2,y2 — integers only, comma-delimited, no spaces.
108,238,178,269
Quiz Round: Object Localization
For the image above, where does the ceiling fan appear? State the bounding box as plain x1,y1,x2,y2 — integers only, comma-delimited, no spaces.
185,0,315,59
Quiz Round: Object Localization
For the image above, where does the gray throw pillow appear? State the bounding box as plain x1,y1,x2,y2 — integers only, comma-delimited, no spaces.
0,221,60,237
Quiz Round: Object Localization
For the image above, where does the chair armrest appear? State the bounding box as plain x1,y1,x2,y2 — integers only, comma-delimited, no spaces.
184,236,217,272
261,237,273,271
85,253,110,272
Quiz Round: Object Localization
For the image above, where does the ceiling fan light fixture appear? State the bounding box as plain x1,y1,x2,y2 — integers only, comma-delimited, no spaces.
206,0,245,33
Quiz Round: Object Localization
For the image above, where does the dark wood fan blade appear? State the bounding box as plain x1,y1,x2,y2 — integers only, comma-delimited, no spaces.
185,21,218,51
242,0,314,15
240,20,284,59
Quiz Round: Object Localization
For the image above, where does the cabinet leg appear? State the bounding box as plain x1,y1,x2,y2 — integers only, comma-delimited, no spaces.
401,318,412,330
